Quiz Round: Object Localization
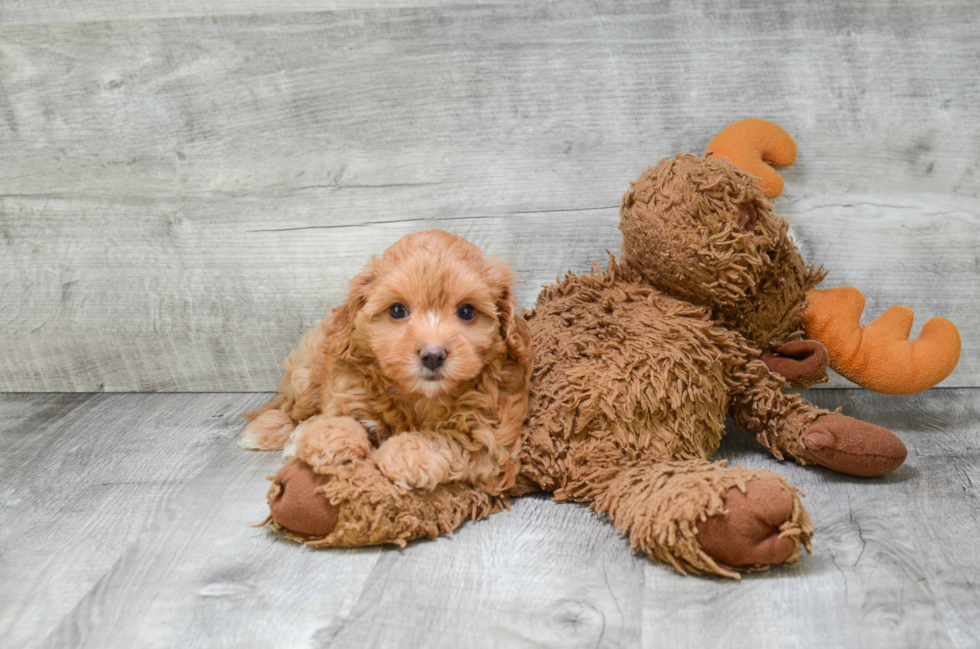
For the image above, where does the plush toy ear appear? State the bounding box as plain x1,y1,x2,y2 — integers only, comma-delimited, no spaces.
803,287,961,394
705,118,797,198
324,265,374,362
489,260,532,365
761,340,829,388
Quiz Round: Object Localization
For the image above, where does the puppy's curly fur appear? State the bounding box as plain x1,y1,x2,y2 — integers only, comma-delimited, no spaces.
241,230,531,495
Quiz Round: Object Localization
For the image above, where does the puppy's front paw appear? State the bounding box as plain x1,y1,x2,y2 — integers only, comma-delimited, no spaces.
372,434,455,491
288,416,372,471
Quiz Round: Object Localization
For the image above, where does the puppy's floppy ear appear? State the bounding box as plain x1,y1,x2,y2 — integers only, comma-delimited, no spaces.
324,264,374,361
489,260,532,365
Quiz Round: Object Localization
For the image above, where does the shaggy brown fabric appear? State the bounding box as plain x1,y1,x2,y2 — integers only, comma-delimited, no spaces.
620,153,826,351
510,258,820,576
762,340,829,388
726,355,830,465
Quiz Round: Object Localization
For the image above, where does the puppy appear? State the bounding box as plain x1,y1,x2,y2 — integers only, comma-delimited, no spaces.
240,230,532,495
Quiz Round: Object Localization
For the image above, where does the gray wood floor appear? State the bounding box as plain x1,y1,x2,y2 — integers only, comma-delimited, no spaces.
1,389,977,648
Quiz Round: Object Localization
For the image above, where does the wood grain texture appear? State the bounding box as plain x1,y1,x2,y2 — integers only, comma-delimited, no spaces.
1,389,977,648
644,387,980,649
1,0,978,391
0,0,528,25
0,392,260,649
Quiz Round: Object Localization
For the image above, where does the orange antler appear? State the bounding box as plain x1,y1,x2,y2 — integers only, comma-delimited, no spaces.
705,118,797,198
803,287,961,394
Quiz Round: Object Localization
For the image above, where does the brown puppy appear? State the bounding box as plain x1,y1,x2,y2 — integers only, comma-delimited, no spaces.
240,230,531,495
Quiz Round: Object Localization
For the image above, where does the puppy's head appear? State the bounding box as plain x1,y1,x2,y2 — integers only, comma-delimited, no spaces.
326,230,530,398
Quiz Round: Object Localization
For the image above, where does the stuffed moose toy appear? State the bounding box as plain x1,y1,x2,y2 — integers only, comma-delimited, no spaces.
243,120,961,578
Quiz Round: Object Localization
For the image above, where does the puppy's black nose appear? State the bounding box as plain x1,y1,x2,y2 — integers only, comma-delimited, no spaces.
420,346,447,371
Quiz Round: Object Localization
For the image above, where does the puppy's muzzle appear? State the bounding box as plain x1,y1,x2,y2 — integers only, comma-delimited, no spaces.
420,345,448,371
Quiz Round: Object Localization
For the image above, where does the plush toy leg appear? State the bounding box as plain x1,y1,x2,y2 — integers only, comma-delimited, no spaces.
266,458,508,547
564,460,812,579
731,359,906,477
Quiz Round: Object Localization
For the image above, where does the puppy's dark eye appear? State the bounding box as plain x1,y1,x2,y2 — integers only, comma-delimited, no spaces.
388,303,409,320
456,304,476,321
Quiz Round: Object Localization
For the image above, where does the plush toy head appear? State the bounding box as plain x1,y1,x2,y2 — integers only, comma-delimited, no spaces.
622,118,961,394
620,153,824,352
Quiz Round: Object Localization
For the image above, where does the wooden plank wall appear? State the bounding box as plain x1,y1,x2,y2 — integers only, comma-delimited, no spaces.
1,0,978,391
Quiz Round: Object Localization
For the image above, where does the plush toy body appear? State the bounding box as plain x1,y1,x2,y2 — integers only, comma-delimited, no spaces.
259,121,960,577
512,259,820,576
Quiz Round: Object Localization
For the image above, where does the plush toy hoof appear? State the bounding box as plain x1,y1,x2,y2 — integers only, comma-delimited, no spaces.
268,459,339,537
802,413,907,477
697,481,799,568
